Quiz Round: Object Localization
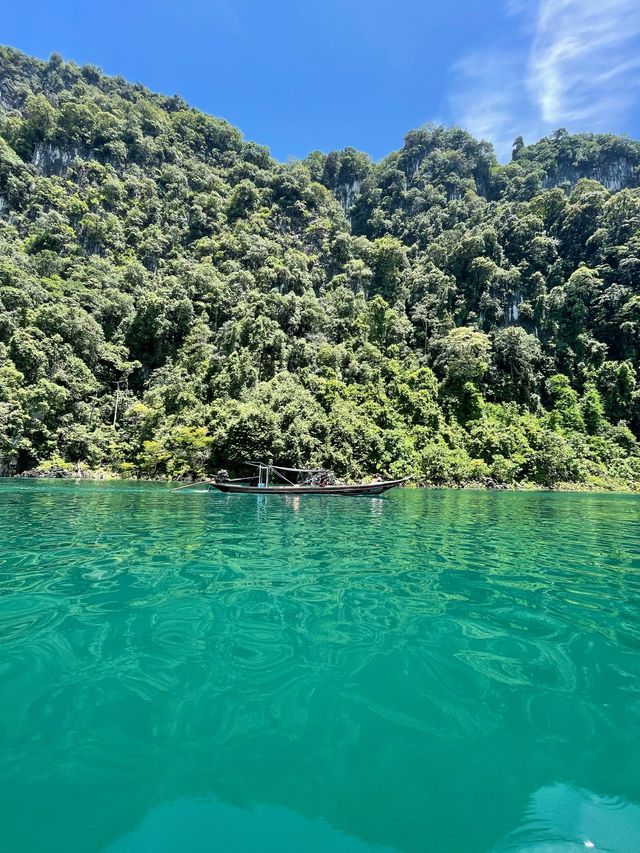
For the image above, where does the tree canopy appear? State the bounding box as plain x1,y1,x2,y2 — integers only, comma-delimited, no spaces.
1,46,640,489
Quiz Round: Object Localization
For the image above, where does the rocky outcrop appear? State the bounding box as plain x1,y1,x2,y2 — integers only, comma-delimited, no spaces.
335,179,362,214
542,157,639,192
31,143,88,176
19,464,73,479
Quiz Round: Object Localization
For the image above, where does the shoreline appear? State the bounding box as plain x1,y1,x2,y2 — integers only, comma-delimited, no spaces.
4,470,638,494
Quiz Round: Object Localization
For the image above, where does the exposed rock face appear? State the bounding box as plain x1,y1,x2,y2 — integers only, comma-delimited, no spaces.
19,465,73,479
508,299,520,323
31,143,86,176
542,157,639,192
335,180,361,214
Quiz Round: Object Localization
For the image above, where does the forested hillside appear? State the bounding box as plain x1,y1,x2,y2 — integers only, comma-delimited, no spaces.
2,46,640,487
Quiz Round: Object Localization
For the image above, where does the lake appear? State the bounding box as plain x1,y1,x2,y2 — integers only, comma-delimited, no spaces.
1,480,639,852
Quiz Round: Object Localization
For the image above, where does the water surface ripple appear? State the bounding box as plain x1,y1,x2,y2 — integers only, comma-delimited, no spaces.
1,481,640,852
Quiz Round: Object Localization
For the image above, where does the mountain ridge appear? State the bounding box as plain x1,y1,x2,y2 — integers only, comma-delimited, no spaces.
1,45,640,489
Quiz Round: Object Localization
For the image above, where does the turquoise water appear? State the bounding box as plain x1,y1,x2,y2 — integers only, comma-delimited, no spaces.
1,481,640,852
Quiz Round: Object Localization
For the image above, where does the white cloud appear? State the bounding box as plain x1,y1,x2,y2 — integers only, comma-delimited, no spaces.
449,0,640,160
530,0,640,125
449,51,531,161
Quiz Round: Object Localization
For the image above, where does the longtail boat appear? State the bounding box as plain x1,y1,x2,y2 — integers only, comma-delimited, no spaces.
173,463,409,496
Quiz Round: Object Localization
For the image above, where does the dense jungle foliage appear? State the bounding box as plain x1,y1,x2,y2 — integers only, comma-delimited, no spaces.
2,46,640,487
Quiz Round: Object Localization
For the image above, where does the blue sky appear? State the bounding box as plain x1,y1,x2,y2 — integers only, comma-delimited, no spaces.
3,0,640,162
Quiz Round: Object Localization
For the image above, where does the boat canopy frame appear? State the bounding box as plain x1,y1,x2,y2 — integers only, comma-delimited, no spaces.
245,461,330,487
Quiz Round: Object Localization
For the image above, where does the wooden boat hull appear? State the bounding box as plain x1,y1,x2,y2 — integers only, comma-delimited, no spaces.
210,479,407,496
